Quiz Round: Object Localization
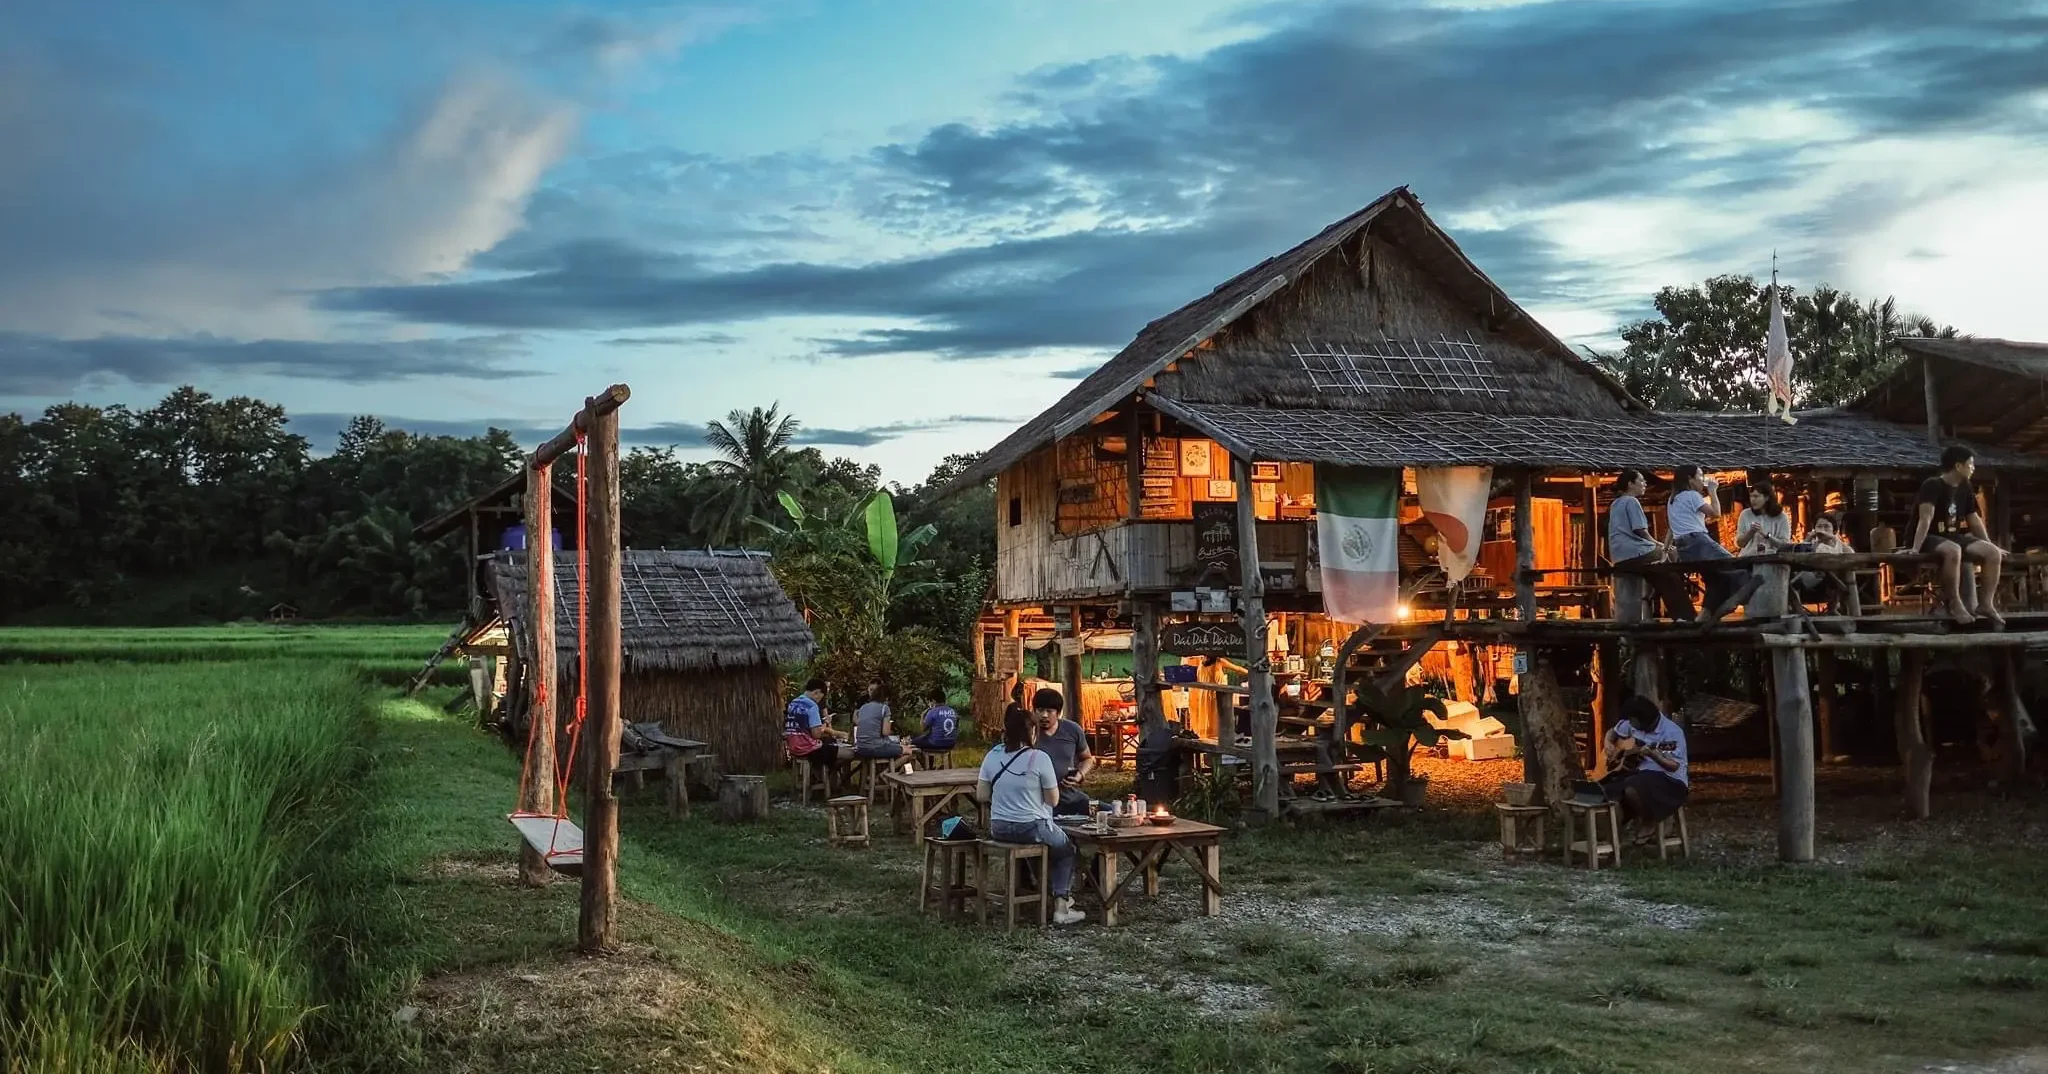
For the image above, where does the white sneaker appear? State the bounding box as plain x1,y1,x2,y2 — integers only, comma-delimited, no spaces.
1052,898,1087,926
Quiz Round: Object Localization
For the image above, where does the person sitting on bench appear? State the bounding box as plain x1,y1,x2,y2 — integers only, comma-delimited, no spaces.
784,678,841,767
1909,445,2006,627
1597,695,1690,838
911,687,959,753
1608,468,1696,622
1791,513,1853,610
1670,465,1760,625
976,706,1087,926
852,682,907,760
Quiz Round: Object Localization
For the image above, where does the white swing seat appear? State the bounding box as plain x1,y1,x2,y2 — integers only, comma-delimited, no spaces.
508,812,584,870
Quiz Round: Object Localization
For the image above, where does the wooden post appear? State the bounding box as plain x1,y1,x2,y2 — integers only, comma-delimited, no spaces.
1235,455,1279,818
467,511,481,616
1754,564,1815,862
1132,603,1163,732
1990,651,2031,786
1895,650,1932,819
1580,478,1600,584
1062,604,1084,725
1814,649,1838,764
1514,471,1537,623
1921,357,1941,444
579,400,623,954
1592,640,1620,769
1630,642,1664,709
518,464,558,887
1518,649,1581,812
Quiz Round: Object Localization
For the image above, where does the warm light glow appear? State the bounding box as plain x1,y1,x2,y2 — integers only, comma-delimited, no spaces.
1397,603,1413,620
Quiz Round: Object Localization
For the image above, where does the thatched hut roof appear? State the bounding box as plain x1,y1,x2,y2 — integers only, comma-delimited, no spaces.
1149,394,2042,473
486,549,814,674
940,187,1639,494
1853,337,2048,454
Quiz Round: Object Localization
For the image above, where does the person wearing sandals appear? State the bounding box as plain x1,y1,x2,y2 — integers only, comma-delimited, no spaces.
1669,465,1760,626
1910,446,2006,628
976,704,1087,926
1597,695,1690,840
1608,469,1695,621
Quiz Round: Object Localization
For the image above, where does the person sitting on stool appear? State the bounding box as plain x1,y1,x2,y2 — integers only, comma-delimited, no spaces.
1031,688,1095,816
1597,695,1691,840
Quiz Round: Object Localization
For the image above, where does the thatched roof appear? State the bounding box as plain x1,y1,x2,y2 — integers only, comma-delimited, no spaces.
1150,395,2042,473
939,187,1638,495
1853,337,2048,454
485,549,814,674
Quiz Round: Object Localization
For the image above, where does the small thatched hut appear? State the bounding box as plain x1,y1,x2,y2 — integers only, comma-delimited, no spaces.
485,549,814,774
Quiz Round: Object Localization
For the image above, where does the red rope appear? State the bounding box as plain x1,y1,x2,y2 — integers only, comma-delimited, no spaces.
556,432,591,817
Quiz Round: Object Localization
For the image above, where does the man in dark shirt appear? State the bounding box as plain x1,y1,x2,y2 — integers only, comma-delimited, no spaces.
1031,687,1095,815
1908,445,2005,627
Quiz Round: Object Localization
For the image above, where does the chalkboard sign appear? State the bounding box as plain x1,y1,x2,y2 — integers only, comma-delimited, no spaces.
1191,501,1239,582
1161,620,1250,657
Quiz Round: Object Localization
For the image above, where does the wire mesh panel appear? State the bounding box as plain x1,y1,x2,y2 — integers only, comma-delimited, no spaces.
1293,337,1507,399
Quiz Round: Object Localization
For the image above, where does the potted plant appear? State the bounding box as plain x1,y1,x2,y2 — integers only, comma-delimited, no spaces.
1486,700,1537,805
1353,682,1466,807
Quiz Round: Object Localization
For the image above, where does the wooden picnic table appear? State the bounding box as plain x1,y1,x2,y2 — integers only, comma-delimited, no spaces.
1062,817,1226,926
884,767,985,836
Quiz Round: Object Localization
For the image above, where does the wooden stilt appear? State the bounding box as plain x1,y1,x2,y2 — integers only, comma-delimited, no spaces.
1518,649,1581,812
579,398,624,954
1592,640,1620,769
1514,471,1537,623
1895,651,1932,819
1235,455,1278,818
1990,651,2031,786
1814,649,1838,764
518,463,558,887
1754,564,1815,862
1132,604,1163,732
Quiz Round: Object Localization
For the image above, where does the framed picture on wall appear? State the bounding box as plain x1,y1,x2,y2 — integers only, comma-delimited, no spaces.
1179,439,1213,477
1206,478,1236,500
1251,462,1282,482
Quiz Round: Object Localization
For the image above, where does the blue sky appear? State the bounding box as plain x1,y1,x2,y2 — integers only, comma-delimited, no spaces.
5,0,2047,483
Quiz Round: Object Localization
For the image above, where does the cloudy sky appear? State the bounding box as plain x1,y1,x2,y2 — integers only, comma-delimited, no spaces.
5,0,2046,482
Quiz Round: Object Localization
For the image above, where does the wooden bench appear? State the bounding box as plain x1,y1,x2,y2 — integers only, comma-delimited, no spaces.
979,841,1050,931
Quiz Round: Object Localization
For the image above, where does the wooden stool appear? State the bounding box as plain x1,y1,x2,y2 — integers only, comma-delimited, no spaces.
978,840,1050,931
1495,803,1548,856
825,795,870,848
912,748,953,770
921,838,981,919
856,757,897,806
793,755,835,805
1564,801,1622,870
1653,807,1692,861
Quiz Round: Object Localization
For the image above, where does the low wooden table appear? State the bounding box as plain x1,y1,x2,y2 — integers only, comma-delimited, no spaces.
1064,817,1226,926
885,768,984,837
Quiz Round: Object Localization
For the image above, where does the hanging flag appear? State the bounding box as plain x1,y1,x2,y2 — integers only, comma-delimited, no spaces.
1316,465,1402,624
1415,466,1493,584
1766,282,1799,425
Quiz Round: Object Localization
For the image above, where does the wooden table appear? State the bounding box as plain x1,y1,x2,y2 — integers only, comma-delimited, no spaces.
1063,817,1226,926
884,767,984,836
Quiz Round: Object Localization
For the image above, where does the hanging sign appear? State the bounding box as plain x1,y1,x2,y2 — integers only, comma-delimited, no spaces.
1160,620,1250,657
1056,637,1085,658
1511,651,1530,677
1191,501,1239,581
993,636,1024,676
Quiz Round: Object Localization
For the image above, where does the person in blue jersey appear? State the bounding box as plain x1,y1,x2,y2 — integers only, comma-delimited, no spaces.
783,678,840,766
911,687,959,753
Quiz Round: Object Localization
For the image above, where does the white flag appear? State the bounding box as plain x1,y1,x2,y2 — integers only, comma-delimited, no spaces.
1766,283,1798,425
1415,466,1492,584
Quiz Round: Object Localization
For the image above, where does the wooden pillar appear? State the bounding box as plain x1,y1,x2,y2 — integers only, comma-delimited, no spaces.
467,511,481,615
1580,478,1600,583
1754,564,1815,862
1814,649,1838,765
1630,642,1664,709
1062,604,1084,725
1235,455,1279,818
1518,648,1581,812
1990,651,2031,786
1132,603,1163,732
1895,650,1932,819
1514,471,1537,622
579,401,623,954
518,464,559,887
1921,357,1941,444
1592,640,1620,770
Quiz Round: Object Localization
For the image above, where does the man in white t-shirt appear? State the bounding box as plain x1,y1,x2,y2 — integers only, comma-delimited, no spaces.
1669,465,1759,625
1597,695,1691,838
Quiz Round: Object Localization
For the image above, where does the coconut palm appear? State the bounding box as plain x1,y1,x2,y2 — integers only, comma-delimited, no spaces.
691,404,800,546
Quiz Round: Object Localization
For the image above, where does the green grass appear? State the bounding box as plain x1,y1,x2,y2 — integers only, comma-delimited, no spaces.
0,660,405,1073
0,624,459,687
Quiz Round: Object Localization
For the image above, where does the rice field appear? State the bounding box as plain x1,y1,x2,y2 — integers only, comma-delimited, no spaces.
0,659,397,1073
0,625,458,687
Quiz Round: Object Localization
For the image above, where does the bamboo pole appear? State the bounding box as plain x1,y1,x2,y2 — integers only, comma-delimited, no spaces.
1235,455,1278,818
518,463,558,887
579,399,624,954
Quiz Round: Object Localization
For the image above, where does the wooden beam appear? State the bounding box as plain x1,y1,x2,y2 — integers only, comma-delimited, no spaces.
519,463,558,888
1921,357,1941,444
1235,454,1279,818
535,384,631,471
1757,631,2048,650
1754,564,1815,862
579,399,624,954
1062,604,1084,726
1895,650,1931,819
1514,471,1536,623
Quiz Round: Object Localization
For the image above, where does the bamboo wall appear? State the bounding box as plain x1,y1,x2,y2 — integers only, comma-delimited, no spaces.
625,665,784,775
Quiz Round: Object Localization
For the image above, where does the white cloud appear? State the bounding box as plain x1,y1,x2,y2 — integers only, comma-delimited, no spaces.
1843,178,2048,339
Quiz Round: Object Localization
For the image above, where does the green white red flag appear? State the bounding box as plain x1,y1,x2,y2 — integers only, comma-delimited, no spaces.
1316,465,1401,624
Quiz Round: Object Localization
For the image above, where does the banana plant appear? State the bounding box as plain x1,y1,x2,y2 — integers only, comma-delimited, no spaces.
1354,682,1465,794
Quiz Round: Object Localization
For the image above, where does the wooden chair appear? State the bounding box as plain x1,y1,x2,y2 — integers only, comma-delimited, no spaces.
1495,803,1548,857
1652,807,1692,861
825,795,870,849
921,838,981,919
978,840,1050,931
791,755,835,805
911,747,954,770
1564,801,1622,870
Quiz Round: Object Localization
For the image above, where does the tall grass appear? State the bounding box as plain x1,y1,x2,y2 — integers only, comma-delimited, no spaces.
0,661,380,1073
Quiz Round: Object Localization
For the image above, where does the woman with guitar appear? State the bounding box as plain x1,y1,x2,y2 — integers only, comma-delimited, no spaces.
1598,695,1692,838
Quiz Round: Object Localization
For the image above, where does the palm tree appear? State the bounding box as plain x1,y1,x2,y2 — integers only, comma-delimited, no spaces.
692,404,800,546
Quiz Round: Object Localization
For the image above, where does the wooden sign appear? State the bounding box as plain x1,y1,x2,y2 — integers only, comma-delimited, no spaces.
1191,501,1239,581
1056,637,1085,658
1161,620,1250,657
993,636,1024,676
